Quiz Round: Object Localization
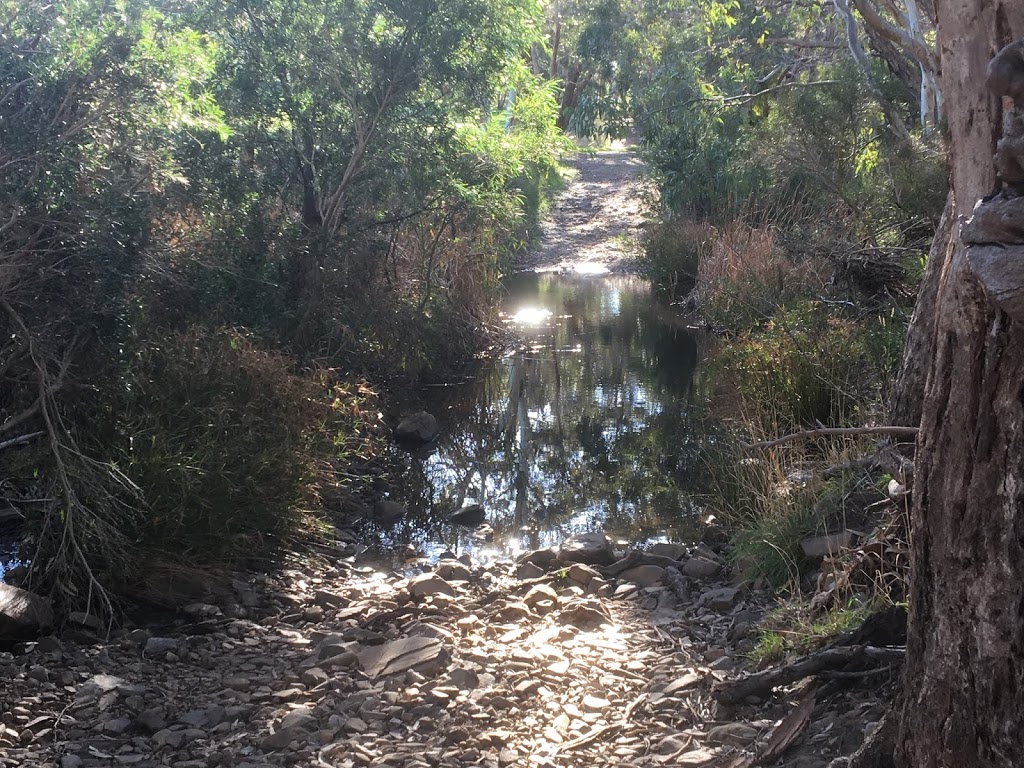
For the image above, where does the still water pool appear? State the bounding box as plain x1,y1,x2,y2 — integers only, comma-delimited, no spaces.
371,271,714,562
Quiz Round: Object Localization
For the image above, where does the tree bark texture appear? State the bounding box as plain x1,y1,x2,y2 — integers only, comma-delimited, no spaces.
894,2,1024,765
887,193,952,430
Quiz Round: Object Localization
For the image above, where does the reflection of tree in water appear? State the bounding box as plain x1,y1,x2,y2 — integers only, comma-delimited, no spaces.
386,274,714,558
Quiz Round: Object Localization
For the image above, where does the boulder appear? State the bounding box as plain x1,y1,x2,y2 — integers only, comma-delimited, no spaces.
408,573,455,598
618,565,665,587
0,583,53,637
435,560,472,582
394,411,439,444
681,555,721,579
558,531,614,566
447,504,486,527
649,542,688,560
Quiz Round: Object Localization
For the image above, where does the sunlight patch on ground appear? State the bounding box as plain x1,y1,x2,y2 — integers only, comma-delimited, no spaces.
572,261,610,275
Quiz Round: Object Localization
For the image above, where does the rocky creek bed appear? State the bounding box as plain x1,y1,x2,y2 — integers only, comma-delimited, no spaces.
0,531,892,768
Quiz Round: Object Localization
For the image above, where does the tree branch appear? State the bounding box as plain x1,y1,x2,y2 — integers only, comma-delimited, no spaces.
741,425,919,449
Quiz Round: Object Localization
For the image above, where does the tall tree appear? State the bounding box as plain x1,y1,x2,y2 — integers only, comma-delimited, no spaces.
855,1,1024,764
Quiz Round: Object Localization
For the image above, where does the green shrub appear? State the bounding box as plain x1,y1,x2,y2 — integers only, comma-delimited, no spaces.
639,220,705,300
118,328,324,564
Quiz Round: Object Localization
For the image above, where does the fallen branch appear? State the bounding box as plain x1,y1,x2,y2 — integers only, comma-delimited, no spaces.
741,426,919,450
713,645,905,705
0,430,45,452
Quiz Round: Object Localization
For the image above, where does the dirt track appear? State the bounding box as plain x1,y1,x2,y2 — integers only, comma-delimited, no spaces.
519,149,649,274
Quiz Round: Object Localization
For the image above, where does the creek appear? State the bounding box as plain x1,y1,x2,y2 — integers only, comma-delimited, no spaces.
370,270,715,562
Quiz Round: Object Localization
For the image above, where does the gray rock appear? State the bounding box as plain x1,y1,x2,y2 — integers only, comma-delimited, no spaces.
0,583,53,636
618,565,665,587
61,756,84,768
135,708,167,733
700,587,740,611
408,572,456,598
358,637,448,678
101,717,133,735
435,560,472,582
706,722,759,747
144,637,178,655
515,562,546,580
681,555,721,579
395,411,439,443
280,708,317,730
448,667,480,691
523,584,559,608
516,548,559,570
649,542,688,560
559,532,614,566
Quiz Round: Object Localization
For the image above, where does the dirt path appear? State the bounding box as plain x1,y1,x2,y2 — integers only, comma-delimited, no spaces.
518,149,649,274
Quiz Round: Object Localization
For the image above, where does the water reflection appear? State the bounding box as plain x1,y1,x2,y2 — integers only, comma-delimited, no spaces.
376,272,711,561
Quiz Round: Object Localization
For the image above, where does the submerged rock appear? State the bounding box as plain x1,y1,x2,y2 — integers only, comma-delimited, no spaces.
447,504,486,527
394,411,439,444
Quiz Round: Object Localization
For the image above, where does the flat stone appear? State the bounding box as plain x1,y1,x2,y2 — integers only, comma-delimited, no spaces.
681,556,721,579
358,637,448,678
144,637,178,655
618,565,665,587
663,672,702,695
559,532,614,566
408,573,456,598
707,722,759,747
700,587,740,612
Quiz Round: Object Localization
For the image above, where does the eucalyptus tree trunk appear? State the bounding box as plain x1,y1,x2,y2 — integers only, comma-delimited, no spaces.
886,193,951,430
878,1,1024,764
